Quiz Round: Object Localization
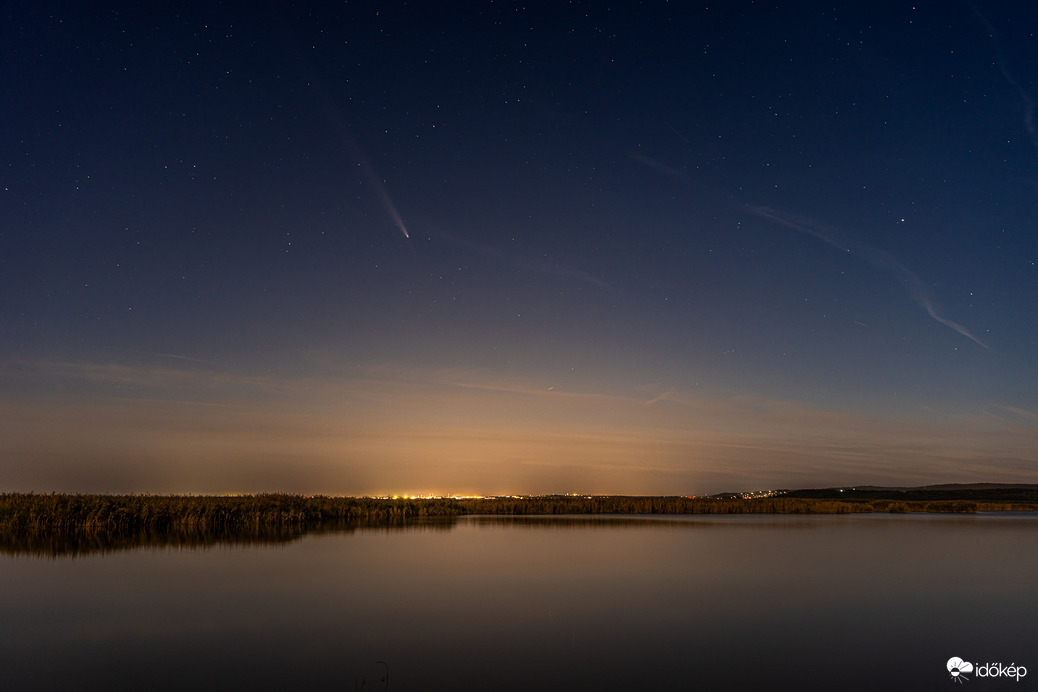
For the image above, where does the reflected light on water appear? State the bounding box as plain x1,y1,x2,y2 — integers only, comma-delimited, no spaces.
0,514,1035,691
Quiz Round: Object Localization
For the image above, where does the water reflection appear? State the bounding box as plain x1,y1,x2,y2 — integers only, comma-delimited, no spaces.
0,513,922,557
0,517,459,558
464,511,1037,529
4,511,1033,558
465,513,854,530
0,514,1035,691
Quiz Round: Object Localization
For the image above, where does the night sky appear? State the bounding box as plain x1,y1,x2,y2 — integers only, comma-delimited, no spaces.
3,2,1037,495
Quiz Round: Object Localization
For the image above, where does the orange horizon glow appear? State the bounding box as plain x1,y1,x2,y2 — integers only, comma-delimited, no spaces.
2,357,1036,496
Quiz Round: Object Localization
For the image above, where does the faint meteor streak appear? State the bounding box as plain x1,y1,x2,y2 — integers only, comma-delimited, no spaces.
750,206,989,349
665,122,691,145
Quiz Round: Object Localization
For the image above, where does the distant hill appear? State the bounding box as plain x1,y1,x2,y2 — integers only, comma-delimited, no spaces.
784,484,1038,503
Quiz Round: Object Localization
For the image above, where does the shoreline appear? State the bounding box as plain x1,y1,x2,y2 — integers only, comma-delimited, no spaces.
3,492,1037,533
3,494,1035,557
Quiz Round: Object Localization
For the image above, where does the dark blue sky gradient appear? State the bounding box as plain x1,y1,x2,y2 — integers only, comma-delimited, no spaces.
3,2,1037,494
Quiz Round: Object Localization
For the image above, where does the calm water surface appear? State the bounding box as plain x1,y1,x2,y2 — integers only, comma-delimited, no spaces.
1,514,1036,691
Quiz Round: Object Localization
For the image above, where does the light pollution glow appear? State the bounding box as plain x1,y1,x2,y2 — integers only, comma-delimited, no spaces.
2,358,1036,495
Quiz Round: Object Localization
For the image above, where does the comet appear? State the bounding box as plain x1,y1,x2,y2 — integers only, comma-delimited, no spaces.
357,158,409,239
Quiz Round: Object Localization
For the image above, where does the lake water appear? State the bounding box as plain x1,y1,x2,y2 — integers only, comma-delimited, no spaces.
1,513,1035,691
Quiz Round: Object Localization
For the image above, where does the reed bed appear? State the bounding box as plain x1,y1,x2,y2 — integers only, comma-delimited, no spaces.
3,493,1034,534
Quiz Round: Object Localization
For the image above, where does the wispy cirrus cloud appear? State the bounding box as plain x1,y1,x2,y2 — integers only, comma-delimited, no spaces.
750,206,990,349
967,1,1038,158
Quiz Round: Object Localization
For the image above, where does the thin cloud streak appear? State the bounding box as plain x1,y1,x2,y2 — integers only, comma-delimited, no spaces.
967,1,1038,158
4,357,1036,494
436,231,610,289
749,206,990,349
630,152,688,183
